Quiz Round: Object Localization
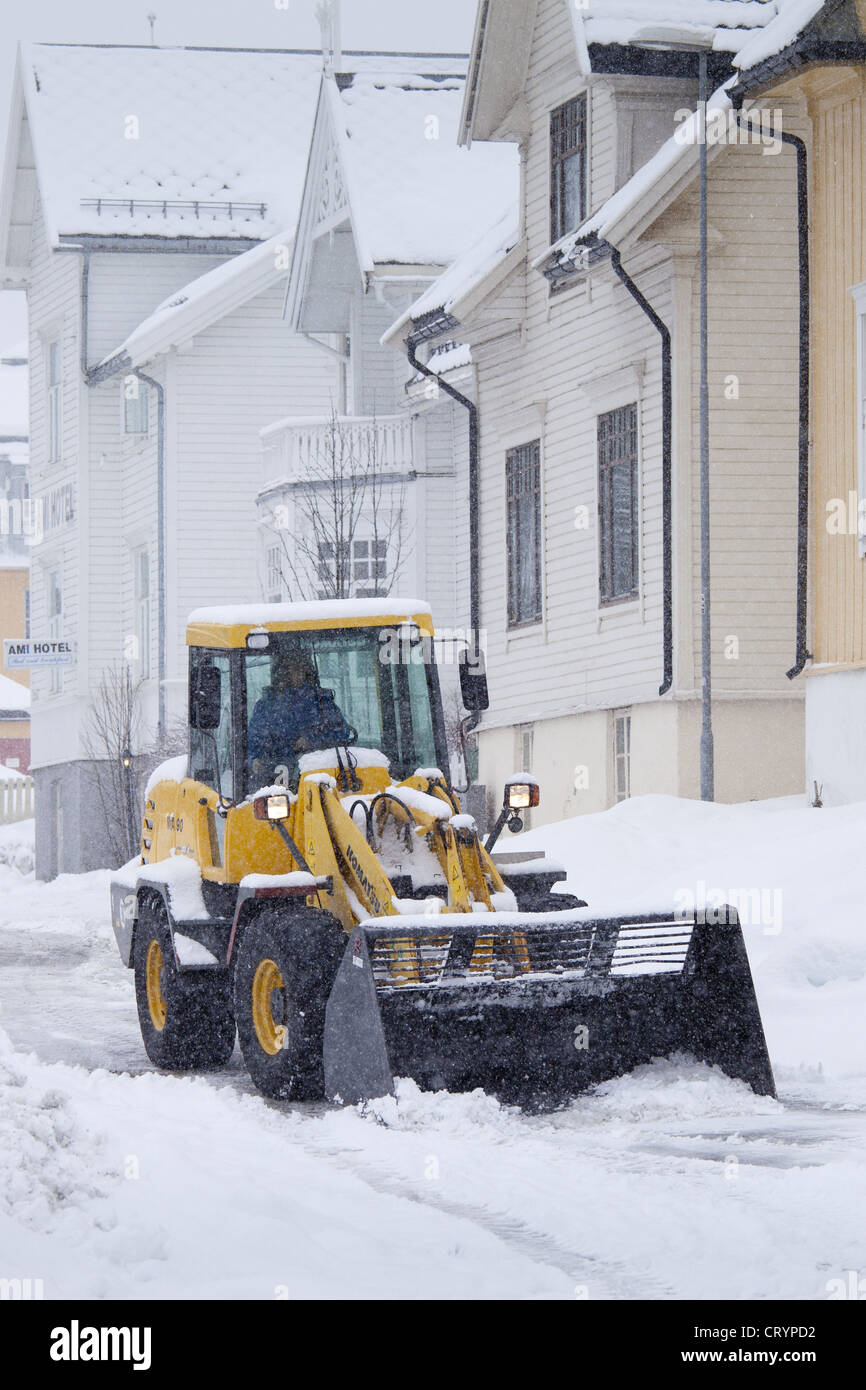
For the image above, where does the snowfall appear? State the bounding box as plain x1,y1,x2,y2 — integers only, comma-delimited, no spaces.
1,793,864,1301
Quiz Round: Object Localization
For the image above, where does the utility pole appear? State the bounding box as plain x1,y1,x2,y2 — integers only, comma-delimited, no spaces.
147,12,157,46
698,50,714,801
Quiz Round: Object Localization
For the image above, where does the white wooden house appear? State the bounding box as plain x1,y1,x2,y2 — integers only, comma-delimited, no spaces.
0,41,514,874
386,0,807,827
261,64,517,622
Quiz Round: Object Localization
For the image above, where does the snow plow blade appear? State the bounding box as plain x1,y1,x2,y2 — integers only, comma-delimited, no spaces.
323,910,775,1108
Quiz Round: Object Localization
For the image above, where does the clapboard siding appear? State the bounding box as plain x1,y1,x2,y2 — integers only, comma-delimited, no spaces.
174,281,340,660
675,112,804,695
26,195,81,742
458,0,803,737
86,253,228,365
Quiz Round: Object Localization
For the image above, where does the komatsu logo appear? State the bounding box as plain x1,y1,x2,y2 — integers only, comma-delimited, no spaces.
344,844,382,915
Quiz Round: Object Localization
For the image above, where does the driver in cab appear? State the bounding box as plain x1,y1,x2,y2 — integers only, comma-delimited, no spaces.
248,644,352,783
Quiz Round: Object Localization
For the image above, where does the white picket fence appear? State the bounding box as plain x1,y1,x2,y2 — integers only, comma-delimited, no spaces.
0,775,34,825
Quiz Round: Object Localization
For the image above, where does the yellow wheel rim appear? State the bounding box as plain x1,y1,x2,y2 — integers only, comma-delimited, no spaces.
251,958,288,1056
145,938,167,1032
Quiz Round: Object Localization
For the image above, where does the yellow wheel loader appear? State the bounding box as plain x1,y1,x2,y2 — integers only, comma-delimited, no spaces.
110,599,775,1106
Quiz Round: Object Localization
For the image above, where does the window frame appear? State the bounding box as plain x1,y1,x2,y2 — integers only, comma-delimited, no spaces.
506,439,543,629
47,338,62,464
612,708,631,803
853,283,866,556
47,566,63,696
134,548,151,678
550,94,588,245
123,375,150,436
597,402,640,607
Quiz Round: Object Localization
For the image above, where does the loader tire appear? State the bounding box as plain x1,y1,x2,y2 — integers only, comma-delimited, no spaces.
234,907,345,1102
133,897,236,1071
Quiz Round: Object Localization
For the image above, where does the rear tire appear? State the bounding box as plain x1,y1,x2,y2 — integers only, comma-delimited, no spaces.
133,896,236,1070
234,907,345,1101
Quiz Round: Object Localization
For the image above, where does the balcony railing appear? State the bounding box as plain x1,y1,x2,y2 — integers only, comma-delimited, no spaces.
260,414,414,487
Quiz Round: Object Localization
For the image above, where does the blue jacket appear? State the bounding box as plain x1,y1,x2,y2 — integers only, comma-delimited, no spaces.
248,682,352,764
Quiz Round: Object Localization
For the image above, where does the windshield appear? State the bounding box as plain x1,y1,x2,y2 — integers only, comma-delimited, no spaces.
243,626,443,791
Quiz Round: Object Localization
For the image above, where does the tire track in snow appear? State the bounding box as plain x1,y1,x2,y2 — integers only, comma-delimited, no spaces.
296,1139,679,1300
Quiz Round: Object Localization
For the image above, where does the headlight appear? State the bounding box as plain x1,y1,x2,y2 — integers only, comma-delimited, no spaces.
254,794,291,821
505,780,539,810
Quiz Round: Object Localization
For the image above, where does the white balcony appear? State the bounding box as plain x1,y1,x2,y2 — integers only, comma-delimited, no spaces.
260,413,414,488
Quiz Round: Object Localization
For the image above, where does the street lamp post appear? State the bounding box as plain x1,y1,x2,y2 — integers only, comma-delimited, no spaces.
633,28,716,800
697,50,714,802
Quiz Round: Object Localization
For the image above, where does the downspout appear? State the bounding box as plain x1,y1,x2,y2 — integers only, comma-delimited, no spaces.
130,369,167,742
405,329,482,739
600,243,673,696
406,331,480,642
734,109,811,679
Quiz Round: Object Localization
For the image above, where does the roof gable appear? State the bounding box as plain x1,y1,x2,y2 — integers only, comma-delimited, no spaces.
286,66,519,333
0,43,472,275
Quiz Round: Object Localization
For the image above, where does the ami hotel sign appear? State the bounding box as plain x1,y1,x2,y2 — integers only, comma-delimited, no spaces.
4,638,77,669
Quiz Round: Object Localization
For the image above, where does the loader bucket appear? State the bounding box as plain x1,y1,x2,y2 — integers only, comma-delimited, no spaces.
323,909,775,1108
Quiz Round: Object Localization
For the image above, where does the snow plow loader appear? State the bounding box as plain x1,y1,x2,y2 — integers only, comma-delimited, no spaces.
110,599,775,1106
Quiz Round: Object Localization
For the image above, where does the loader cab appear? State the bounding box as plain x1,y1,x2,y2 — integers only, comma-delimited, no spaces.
187,616,453,801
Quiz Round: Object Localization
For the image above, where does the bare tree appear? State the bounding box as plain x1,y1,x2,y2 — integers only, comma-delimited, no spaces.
268,410,409,601
82,663,144,863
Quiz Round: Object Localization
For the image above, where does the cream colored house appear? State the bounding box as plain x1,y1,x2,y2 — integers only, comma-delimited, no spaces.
733,0,866,805
386,0,807,827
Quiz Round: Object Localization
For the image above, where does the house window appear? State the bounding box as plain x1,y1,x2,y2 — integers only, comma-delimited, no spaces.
550,95,588,243
613,709,631,803
47,339,62,462
515,724,535,829
135,550,151,678
47,567,62,696
267,545,283,603
506,440,542,626
317,537,387,599
598,404,639,604
353,537,387,597
124,377,149,435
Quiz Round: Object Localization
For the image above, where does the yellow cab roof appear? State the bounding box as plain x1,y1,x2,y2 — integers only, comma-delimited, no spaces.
186,597,435,649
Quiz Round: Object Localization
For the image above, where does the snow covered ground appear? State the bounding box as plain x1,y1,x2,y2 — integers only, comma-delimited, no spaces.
0,796,864,1301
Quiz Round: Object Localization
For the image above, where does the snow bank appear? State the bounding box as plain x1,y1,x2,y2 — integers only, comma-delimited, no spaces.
519,794,866,1078
0,818,35,876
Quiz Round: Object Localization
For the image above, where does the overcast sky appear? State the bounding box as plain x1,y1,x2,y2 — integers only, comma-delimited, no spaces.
0,0,476,369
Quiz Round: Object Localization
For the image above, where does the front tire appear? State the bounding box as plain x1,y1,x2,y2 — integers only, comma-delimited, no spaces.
133,896,236,1070
234,907,345,1101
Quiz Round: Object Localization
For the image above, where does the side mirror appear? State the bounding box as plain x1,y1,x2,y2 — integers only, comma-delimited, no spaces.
459,646,489,712
192,663,222,731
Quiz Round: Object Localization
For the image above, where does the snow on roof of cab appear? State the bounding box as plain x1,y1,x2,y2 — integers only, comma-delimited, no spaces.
583,0,778,53
17,44,469,247
187,598,433,627
733,0,825,71
384,203,521,342
332,69,519,269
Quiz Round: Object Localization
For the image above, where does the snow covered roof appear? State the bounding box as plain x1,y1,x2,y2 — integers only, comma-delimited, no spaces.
0,673,30,713
733,0,833,73
384,204,521,343
329,69,519,270
581,1,780,54
7,45,470,251
96,230,295,372
460,0,779,144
